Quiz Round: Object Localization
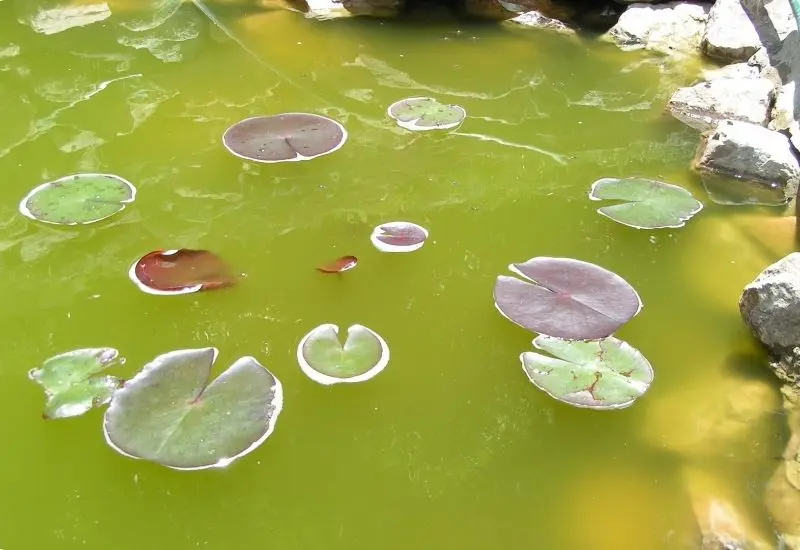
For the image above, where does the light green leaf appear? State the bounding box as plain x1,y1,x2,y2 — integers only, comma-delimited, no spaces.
387,97,466,131
297,324,390,385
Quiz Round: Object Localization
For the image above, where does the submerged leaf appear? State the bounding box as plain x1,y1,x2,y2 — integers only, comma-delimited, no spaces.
297,324,390,385
24,4,112,35
370,221,429,253
317,255,358,273
19,173,136,226
129,249,235,295
29,348,122,419
223,113,347,163
494,256,642,340
589,177,703,229
387,97,466,131
103,348,283,470
521,335,654,409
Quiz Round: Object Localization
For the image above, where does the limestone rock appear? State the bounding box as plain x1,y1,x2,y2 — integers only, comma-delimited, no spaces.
506,10,575,33
701,61,761,81
668,77,775,132
693,120,800,205
604,2,710,56
703,0,796,63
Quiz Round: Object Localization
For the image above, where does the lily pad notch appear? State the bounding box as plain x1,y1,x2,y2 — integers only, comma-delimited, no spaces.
297,324,390,385
222,113,348,163
387,97,466,131
589,177,703,230
103,348,284,471
521,335,654,410
494,256,642,340
19,173,136,226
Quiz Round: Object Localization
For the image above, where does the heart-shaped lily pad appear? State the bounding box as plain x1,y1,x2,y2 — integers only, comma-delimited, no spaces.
387,97,466,131
129,249,235,295
19,173,136,225
222,113,347,163
370,221,429,253
297,324,390,385
589,177,704,229
29,348,123,419
521,334,654,410
494,257,642,340
103,348,283,470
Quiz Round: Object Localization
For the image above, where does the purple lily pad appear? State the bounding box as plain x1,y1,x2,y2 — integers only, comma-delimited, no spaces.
493,257,642,340
370,221,429,253
222,113,347,163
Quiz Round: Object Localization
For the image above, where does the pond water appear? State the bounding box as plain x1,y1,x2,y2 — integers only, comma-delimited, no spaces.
0,2,791,549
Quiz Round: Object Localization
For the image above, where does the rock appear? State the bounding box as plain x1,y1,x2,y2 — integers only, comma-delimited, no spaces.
668,77,776,132
506,10,575,33
605,2,710,56
693,120,800,205
703,0,796,63
740,253,800,382
463,0,574,21
701,61,761,81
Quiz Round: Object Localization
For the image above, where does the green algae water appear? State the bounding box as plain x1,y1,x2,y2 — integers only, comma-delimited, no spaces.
0,3,790,549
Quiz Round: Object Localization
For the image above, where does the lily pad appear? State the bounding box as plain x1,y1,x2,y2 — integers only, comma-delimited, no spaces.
19,173,136,226
589,177,704,229
103,348,283,470
520,335,654,410
129,249,235,296
297,324,390,385
222,113,347,163
370,221,429,253
29,348,122,419
317,255,358,273
494,256,642,340
387,97,466,131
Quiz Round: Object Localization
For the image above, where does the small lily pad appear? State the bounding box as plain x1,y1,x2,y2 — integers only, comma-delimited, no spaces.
29,348,123,419
103,348,283,470
370,221,429,253
19,173,136,226
589,177,704,229
297,324,390,385
521,335,654,410
387,97,466,131
222,113,347,163
129,249,235,296
317,255,358,273
494,256,642,340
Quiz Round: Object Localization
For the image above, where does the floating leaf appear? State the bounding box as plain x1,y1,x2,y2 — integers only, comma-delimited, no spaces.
387,97,466,131
103,348,283,470
23,4,112,35
520,335,654,410
494,257,642,340
317,255,358,273
297,324,390,385
29,348,122,419
370,221,429,253
589,177,704,229
128,249,235,296
19,173,136,226
222,113,347,163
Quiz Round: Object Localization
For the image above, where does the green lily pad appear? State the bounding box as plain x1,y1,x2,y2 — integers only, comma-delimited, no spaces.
520,335,654,410
103,348,283,470
387,97,466,131
297,324,390,385
29,348,123,419
589,177,703,229
20,173,136,226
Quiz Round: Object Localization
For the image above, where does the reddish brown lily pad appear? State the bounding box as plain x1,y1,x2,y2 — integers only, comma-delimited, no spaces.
317,255,358,273
129,249,235,295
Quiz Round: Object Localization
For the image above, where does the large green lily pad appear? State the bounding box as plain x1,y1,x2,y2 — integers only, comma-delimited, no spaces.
20,173,136,225
103,348,283,470
589,177,703,229
520,335,654,410
297,324,390,385
387,97,466,131
29,348,123,419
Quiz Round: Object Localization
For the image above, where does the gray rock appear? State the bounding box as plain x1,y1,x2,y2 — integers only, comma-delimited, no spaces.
507,11,575,33
668,77,776,131
693,119,800,205
740,253,800,369
605,2,710,55
701,61,762,81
